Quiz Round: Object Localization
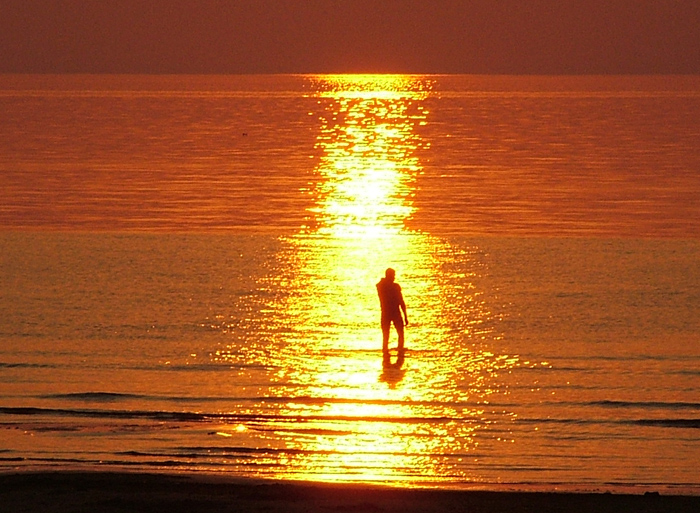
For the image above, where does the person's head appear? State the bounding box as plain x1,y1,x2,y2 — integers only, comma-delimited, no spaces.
385,268,396,281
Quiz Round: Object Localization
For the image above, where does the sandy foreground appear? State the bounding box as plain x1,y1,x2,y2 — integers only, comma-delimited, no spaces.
1,472,699,513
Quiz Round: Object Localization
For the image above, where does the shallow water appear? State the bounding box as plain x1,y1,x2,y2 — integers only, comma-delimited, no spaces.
0,75,699,492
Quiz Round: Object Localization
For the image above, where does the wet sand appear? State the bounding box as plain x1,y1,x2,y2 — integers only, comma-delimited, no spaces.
1,472,698,513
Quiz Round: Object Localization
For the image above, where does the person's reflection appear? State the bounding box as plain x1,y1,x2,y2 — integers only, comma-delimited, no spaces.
380,356,405,387
376,268,408,367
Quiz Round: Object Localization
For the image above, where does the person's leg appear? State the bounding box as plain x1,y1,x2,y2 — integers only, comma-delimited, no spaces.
395,317,405,351
381,318,390,354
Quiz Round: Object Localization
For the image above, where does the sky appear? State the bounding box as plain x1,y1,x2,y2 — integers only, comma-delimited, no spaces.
1,0,699,74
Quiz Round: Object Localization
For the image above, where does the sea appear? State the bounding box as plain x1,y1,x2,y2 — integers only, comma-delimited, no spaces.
0,74,699,493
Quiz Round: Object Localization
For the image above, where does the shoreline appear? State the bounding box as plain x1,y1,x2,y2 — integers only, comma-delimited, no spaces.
1,471,699,513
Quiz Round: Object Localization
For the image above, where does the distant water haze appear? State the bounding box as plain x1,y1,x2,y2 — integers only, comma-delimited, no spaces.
0,74,697,237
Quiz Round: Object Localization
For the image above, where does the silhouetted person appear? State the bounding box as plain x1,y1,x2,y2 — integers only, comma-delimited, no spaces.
376,268,408,360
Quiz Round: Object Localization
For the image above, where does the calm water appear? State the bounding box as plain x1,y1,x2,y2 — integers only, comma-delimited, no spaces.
0,75,699,493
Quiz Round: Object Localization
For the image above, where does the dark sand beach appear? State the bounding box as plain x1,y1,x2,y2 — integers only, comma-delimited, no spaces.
1,472,698,513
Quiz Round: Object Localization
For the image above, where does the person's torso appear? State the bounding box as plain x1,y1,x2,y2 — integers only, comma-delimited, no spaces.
377,279,402,312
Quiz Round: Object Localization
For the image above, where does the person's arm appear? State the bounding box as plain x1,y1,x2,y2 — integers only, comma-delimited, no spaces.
400,299,408,326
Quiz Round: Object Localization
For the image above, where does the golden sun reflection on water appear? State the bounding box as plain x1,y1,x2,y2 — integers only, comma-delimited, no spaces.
304,74,429,238
221,75,521,484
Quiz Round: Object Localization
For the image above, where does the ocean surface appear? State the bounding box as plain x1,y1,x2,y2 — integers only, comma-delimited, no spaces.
0,74,699,493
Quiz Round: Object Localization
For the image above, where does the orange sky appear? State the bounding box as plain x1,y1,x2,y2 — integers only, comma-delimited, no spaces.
1,0,699,74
